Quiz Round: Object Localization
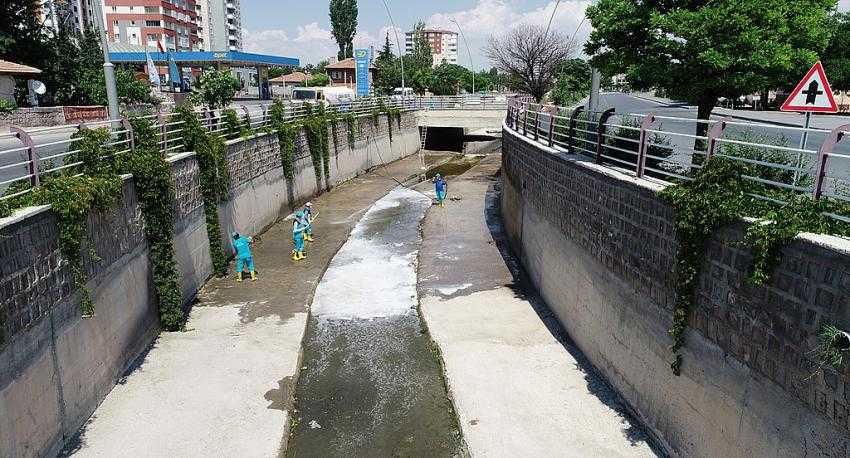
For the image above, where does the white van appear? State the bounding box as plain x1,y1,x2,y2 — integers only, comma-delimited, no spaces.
291,86,355,107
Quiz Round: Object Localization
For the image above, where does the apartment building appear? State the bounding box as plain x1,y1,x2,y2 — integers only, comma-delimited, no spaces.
103,0,199,52
404,28,458,68
40,0,97,33
202,0,242,51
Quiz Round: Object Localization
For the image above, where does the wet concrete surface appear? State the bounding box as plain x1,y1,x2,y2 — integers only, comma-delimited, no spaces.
287,188,464,457
418,155,659,456
61,154,451,458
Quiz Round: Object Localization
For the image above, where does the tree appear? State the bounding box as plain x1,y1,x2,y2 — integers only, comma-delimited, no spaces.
411,68,434,95
329,0,358,60
307,73,331,87
408,21,434,71
377,33,394,64
431,63,471,95
550,59,592,106
268,66,293,79
585,0,836,140
823,12,850,92
192,68,240,108
485,24,575,101
374,33,400,94
0,0,46,64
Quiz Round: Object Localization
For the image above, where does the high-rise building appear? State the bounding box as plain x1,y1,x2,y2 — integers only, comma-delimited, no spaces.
102,0,199,52
40,0,96,33
203,0,242,51
405,28,458,68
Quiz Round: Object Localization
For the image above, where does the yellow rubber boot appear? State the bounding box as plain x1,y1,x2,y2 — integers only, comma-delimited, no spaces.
236,272,242,283
306,234,314,242
298,251,306,260
291,250,299,261
250,271,257,281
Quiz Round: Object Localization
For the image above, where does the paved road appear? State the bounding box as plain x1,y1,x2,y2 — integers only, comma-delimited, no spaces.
585,93,850,196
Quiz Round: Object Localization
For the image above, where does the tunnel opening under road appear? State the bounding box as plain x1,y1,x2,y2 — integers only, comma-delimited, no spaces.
422,126,502,155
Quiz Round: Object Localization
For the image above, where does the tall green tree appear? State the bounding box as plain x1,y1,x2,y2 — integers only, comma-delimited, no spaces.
431,63,471,95
0,0,45,63
550,59,592,106
408,21,434,70
329,0,358,60
823,12,850,92
377,33,393,64
585,0,836,139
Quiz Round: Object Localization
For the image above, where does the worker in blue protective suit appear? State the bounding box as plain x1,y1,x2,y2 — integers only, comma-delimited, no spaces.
433,173,447,207
303,202,315,242
292,211,308,261
232,232,257,282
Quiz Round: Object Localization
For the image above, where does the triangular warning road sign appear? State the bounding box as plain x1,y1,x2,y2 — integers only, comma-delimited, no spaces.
780,61,838,113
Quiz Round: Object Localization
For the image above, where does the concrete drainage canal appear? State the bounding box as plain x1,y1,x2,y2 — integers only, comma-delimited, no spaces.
286,187,465,457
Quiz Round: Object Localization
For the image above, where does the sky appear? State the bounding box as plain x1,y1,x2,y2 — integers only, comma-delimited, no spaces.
241,0,593,67
241,0,850,67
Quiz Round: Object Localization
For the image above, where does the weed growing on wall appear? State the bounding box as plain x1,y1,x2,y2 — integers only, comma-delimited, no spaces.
329,110,340,154
241,111,254,137
815,325,850,372
269,100,297,179
659,154,850,375
223,109,242,139
345,112,357,149
304,113,328,189
176,105,231,277
0,199,10,218
127,117,184,330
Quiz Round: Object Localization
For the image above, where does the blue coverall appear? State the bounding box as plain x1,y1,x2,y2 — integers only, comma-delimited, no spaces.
303,206,314,237
233,235,254,274
293,214,307,253
434,176,447,204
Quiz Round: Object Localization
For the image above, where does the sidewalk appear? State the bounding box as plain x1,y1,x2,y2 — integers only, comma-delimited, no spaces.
63,154,440,457
418,155,659,457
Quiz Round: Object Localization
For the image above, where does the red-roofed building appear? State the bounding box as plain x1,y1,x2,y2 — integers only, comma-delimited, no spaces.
325,58,375,91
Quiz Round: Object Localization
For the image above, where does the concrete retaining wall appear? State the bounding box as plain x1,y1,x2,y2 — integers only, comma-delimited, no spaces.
0,112,419,457
500,125,850,457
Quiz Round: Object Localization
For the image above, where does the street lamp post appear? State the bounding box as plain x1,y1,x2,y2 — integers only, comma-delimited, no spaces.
380,0,406,97
93,0,120,122
449,19,475,94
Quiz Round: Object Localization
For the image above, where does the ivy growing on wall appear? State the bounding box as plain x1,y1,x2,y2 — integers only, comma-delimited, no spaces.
345,112,357,149
176,104,232,277
269,100,297,180
127,117,184,330
659,153,850,375
223,109,242,139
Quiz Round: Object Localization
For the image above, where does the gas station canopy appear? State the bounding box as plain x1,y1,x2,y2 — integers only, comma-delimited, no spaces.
109,50,299,68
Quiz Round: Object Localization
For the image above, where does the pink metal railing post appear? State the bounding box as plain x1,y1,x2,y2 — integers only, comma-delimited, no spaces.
635,113,657,178
10,126,39,187
523,106,529,135
705,117,731,162
812,123,850,200
595,108,616,164
567,106,584,154
533,106,540,141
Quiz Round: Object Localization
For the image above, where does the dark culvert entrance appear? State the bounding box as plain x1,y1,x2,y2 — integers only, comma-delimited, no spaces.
422,127,502,155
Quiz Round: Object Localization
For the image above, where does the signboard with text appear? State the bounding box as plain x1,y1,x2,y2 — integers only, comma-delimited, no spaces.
354,48,370,97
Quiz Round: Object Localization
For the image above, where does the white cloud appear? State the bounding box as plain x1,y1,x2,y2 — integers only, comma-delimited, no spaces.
243,22,337,65
839,0,849,11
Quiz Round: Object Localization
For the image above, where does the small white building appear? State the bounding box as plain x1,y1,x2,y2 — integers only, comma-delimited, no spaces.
0,60,42,104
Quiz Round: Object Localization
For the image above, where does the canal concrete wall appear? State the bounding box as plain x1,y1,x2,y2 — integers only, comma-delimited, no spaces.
0,112,419,457
500,124,850,457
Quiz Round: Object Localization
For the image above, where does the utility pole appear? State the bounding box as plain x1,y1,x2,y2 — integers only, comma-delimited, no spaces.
449,19,474,94
93,0,120,122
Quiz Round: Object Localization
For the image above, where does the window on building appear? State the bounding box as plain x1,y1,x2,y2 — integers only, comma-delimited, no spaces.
145,20,161,27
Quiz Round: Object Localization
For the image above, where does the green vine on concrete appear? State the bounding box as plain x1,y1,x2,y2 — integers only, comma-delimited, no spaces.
303,112,328,189
127,117,184,330
269,100,297,180
25,128,123,316
223,109,242,139
329,110,340,155
345,112,356,149
176,104,232,277
659,155,850,375
0,199,10,219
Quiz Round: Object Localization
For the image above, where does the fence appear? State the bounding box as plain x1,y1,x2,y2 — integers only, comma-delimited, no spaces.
0,95,507,202
506,98,850,222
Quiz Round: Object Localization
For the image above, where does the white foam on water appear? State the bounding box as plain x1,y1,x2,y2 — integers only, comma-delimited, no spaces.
436,283,473,296
311,187,430,320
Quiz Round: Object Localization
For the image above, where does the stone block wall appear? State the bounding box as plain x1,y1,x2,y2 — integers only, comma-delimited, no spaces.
0,110,420,457
501,125,850,457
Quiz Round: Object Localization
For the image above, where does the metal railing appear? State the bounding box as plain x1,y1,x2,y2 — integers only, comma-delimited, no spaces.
505,98,850,221
0,95,507,201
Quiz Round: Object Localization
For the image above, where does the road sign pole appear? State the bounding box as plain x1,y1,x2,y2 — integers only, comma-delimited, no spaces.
793,111,812,186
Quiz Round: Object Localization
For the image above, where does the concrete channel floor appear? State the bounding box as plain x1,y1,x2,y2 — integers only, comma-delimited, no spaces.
61,153,448,457
418,155,661,457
